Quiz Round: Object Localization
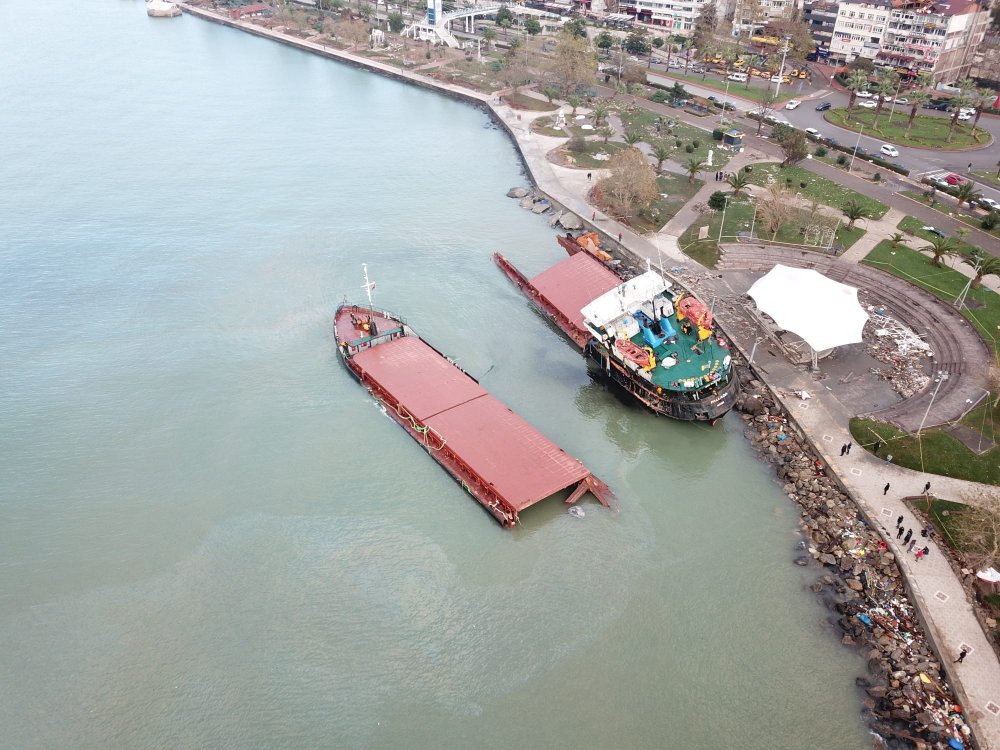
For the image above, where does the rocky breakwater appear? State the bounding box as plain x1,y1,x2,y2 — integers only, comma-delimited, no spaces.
735,379,974,750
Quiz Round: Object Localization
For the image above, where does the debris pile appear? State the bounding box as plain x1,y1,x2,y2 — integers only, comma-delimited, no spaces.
736,378,972,749
862,301,932,399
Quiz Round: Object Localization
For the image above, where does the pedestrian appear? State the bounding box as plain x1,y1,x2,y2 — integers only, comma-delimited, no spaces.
896,526,905,539
840,444,847,456
896,514,904,527
955,648,968,663
916,548,924,561
922,545,929,557
903,529,912,544
907,539,917,552
923,481,931,493
587,172,592,181
846,441,852,455
592,211,596,220
884,482,891,495
967,162,973,171
886,454,893,464
873,440,882,455
618,232,623,242
921,526,928,538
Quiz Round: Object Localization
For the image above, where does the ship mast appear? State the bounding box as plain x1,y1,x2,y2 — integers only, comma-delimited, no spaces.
362,263,378,335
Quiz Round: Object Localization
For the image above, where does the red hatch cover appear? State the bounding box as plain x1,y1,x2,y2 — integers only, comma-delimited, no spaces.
530,253,620,339
352,336,486,422
426,396,589,511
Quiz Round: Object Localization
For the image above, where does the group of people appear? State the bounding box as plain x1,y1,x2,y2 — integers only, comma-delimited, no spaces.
712,171,730,182
895,515,933,560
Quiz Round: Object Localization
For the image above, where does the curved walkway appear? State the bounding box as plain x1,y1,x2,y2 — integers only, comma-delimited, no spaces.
716,243,993,431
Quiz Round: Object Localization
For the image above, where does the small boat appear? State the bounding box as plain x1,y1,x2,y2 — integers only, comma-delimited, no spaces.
334,266,615,526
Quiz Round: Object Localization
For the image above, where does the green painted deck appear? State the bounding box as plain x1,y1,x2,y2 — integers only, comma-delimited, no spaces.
630,314,730,391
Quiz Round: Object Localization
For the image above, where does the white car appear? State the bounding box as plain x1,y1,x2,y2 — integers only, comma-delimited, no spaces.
805,127,822,138
960,107,976,115
880,144,899,158
879,96,893,103
894,97,909,105
769,75,782,83
979,197,1000,211
856,90,874,99
857,100,877,109
785,99,801,110
958,112,973,121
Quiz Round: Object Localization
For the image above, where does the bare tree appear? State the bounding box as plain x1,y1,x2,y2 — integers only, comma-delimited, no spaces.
596,147,660,219
952,487,1000,571
757,183,795,240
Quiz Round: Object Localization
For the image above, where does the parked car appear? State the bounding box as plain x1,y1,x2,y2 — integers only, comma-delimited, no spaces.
785,99,801,110
978,197,1000,211
858,100,877,109
815,101,832,111
669,59,683,68
922,226,946,238
924,101,949,111
856,90,873,99
805,127,822,138
894,97,909,105
880,144,899,158
727,72,748,82
945,173,967,185
929,177,951,190
960,107,976,115
769,75,782,83
958,112,973,121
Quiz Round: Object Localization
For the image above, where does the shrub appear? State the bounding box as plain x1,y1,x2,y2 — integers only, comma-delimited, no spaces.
675,139,683,148
836,154,848,166
712,129,724,141
649,91,670,103
873,172,882,183
786,177,793,186
567,135,588,154
799,181,807,189
692,139,701,148
815,146,828,157
982,212,999,230
707,191,728,210
685,144,695,153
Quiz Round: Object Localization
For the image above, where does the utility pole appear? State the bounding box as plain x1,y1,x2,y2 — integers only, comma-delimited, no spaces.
849,125,864,173
773,37,791,98
954,254,983,310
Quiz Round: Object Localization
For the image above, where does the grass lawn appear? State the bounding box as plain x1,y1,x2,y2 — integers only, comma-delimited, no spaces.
615,105,735,169
744,163,889,219
863,236,1000,355
626,173,704,233
896,216,978,255
899,190,1000,240
530,115,570,137
910,498,993,561
825,108,992,149
556,140,626,169
650,71,798,104
504,91,558,111
972,170,1000,190
849,417,1000,485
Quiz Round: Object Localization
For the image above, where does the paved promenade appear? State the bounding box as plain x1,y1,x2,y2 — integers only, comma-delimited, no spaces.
175,7,1000,746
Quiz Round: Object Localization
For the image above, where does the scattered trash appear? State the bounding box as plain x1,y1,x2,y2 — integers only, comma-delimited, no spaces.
568,506,585,518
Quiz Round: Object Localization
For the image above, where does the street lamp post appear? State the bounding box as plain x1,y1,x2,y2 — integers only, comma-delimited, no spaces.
718,194,730,243
916,371,948,473
849,125,864,173
720,77,732,126
885,78,903,126
773,37,791,99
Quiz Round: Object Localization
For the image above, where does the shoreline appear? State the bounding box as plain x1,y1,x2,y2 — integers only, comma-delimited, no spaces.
174,6,994,747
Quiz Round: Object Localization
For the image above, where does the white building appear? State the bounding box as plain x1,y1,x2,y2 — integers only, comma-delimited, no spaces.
731,0,798,37
829,0,891,63
621,0,714,34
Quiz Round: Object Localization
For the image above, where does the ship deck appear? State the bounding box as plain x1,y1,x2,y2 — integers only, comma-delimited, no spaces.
632,323,731,391
349,334,612,520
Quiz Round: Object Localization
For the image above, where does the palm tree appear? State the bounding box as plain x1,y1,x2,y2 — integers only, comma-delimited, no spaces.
954,181,982,209
842,199,869,230
871,71,899,129
482,26,497,51
685,157,707,183
599,125,614,144
846,70,870,116
968,250,1000,289
568,95,582,116
623,131,644,147
970,88,994,137
888,231,907,250
681,38,695,73
926,235,958,267
592,103,609,127
743,54,761,89
904,90,931,139
653,143,671,171
726,170,751,197
947,91,972,143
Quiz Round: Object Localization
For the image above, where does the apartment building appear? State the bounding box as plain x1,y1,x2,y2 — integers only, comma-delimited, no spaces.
802,0,839,54
829,0,891,63
731,0,798,36
620,0,714,32
876,0,990,83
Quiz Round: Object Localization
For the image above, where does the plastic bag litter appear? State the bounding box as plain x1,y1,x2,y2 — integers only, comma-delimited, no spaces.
568,507,585,518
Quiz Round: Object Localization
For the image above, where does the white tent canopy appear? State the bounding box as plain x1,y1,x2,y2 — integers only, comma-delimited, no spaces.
746,265,868,352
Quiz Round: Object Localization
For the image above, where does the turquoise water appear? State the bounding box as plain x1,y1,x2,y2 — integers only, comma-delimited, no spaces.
0,3,870,747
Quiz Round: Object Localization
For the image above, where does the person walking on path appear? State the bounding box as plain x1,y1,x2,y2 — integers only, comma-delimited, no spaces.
922,545,929,558
618,232,622,242
846,441,852,455
587,172,592,181
896,514,904,527
841,444,848,456
904,529,913,544
955,648,969,663
923,481,931,494
884,482,891,495
916,548,925,561
908,539,917,552
897,526,905,539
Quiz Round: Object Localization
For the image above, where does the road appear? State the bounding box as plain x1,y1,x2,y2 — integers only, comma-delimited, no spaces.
647,69,1000,200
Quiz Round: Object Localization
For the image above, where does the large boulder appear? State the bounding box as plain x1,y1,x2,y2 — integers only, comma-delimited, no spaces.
558,212,584,230
507,187,530,198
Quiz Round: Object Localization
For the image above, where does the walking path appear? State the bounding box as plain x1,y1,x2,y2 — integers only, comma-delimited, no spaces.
174,7,1000,745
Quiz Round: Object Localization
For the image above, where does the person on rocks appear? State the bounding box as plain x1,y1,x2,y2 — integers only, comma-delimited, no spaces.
955,648,968,663
884,482,891,495
903,529,913,544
